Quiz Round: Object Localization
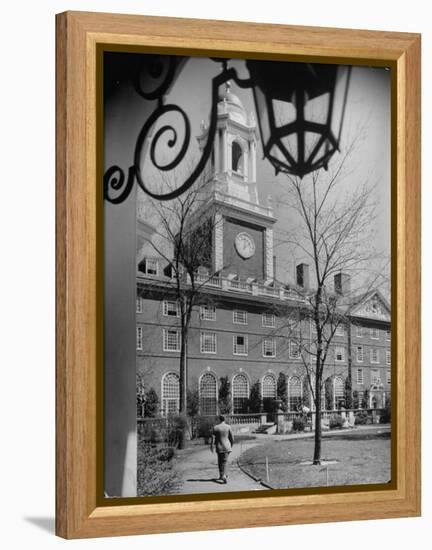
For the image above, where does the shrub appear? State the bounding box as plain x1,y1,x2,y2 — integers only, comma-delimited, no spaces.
248,381,262,413
195,415,218,441
166,414,190,448
292,416,306,432
361,390,370,410
277,373,288,411
329,413,344,429
219,376,232,414
352,390,359,409
354,410,370,425
143,387,159,418
380,397,391,424
137,441,180,496
187,388,199,418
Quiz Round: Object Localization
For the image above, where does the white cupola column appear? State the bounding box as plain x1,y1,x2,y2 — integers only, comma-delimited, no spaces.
250,139,257,182
214,129,220,175
222,128,228,172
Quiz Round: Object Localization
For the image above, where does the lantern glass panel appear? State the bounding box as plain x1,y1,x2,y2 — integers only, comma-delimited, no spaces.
253,85,271,147
304,92,330,126
305,131,325,160
330,66,350,141
272,99,296,127
280,134,298,163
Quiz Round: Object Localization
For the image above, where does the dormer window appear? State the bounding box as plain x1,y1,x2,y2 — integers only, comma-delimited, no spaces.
140,258,158,276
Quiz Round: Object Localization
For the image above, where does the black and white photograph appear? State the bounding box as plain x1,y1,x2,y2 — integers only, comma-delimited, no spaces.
103,52,392,499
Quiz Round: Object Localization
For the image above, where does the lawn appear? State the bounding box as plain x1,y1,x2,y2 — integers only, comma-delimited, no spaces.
238,429,391,489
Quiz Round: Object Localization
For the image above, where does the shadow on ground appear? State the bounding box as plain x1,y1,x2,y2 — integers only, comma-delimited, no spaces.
24,517,55,534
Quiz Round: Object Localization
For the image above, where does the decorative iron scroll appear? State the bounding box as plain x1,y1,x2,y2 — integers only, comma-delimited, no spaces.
104,56,253,203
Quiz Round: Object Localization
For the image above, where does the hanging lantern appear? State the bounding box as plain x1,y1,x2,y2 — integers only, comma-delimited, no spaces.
246,60,351,177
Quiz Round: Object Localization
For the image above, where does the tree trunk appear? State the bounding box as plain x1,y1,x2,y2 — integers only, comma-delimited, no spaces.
179,328,188,413
313,367,322,465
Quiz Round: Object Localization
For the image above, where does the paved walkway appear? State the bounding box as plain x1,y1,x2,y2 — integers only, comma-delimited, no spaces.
174,425,390,495
175,440,268,494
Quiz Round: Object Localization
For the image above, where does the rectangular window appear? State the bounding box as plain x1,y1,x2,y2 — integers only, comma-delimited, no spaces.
371,369,380,384
163,300,179,317
335,324,345,336
386,349,391,364
370,348,379,363
233,310,248,324
335,346,346,362
356,325,363,337
200,331,217,354
262,313,275,328
357,368,364,384
387,369,391,384
200,305,216,321
136,297,142,313
386,330,391,340
143,258,158,275
233,334,248,355
356,345,364,362
163,328,180,352
136,327,143,350
263,338,276,357
289,341,300,359
370,327,379,339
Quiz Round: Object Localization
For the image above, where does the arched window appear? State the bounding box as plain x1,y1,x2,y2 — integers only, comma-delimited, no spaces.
334,376,345,409
262,373,276,413
288,376,302,411
199,372,218,415
231,141,243,173
232,373,249,414
161,372,180,416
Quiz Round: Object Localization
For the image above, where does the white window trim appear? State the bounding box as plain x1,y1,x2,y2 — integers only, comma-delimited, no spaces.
163,328,181,352
386,330,391,340
356,345,364,363
262,313,275,328
386,349,391,365
289,340,300,359
370,348,380,364
261,374,277,400
335,325,345,336
233,334,248,356
370,327,379,339
233,309,248,325
371,369,381,385
335,346,346,362
387,369,391,384
200,331,217,354
200,305,216,321
136,326,143,351
356,325,363,337
163,300,180,317
136,297,143,313
357,368,364,385
144,258,159,276
262,337,276,358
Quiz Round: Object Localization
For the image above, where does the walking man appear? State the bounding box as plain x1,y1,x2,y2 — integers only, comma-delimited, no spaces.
211,415,234,484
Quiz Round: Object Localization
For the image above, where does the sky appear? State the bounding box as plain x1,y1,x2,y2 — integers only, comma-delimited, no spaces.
131,54,391,295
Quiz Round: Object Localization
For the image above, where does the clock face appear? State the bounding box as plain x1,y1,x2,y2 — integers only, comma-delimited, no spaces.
235,232,256,259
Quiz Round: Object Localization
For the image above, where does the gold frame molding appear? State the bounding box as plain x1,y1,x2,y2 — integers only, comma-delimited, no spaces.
56,11,421,539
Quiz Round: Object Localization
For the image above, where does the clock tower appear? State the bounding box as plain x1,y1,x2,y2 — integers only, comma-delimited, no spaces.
196,82,276,281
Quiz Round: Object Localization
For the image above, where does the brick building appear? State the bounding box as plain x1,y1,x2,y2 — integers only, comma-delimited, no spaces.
136,85,391,417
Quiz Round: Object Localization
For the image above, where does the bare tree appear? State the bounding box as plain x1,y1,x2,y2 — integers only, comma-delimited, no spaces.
138,169,226,413
274,134,388,464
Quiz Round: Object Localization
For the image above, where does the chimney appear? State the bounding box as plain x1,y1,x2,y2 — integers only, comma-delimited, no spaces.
296,263,310,289
334,272,351,295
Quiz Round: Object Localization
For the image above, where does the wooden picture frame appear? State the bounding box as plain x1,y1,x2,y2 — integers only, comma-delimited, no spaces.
56,11,421,539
